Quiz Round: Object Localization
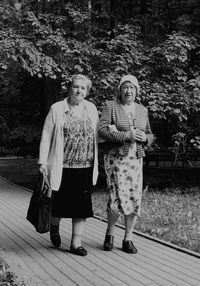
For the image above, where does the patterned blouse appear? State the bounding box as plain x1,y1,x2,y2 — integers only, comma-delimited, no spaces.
63,106,94,168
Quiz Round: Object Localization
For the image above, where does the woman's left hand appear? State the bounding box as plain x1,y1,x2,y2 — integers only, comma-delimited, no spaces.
39,164,48,176
135,129,146,142
108,124,117,132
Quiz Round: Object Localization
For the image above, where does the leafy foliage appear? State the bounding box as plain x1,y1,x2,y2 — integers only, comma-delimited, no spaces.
0,0,200,154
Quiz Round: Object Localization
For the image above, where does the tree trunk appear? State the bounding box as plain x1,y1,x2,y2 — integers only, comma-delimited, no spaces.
128,0,133,18
165,0,171,31
140,0,148,14
110,0,115,39
41,0,48,13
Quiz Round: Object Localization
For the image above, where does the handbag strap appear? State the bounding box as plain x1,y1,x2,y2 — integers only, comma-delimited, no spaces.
41,173,52,198
43,173,50,187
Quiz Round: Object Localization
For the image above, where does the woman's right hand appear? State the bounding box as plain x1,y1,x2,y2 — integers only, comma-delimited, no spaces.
129,128,146,142
39,164,48,176
127,126,136,142
134,129,146,142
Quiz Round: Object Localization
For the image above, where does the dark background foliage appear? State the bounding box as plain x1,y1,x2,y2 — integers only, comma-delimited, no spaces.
0,0,200,157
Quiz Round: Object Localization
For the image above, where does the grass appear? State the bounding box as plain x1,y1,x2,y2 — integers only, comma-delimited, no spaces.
0,158,200,254
93,187,200,253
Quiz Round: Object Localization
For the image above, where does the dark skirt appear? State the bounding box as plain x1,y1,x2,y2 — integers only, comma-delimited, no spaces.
52,167,93,218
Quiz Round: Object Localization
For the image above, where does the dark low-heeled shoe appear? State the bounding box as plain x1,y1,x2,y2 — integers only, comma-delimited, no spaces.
122,240,137,254
103,235,114,251
50,225,61,248
70,246,87,256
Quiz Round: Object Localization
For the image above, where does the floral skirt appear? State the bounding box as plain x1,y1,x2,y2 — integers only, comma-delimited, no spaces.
104,152,143,216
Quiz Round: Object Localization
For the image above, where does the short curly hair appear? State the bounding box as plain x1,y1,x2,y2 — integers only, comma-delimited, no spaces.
69,74,92,95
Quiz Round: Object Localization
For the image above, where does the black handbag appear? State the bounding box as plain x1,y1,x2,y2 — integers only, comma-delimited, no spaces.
26,172,52,233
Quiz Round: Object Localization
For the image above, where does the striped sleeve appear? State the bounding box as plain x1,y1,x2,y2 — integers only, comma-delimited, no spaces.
98,102,128,143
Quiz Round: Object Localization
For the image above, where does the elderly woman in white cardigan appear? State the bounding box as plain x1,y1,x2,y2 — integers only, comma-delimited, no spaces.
98,75,153,254
38,74,99,256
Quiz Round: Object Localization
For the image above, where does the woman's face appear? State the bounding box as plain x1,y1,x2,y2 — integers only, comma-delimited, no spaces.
120,81,137,105
69,78,88,105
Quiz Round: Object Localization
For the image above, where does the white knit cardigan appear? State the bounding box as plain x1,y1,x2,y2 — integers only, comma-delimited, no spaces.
38,98,99,190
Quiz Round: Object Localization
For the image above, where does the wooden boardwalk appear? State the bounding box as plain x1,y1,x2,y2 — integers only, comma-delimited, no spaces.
0,177,200,286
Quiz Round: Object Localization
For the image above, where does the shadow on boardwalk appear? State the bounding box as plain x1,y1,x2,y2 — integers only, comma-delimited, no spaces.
0,176,200,286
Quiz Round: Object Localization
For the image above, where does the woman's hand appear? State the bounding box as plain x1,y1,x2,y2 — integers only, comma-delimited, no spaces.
108,124,117,132
128,128,146,142
135,129,146,142
39,164,48,176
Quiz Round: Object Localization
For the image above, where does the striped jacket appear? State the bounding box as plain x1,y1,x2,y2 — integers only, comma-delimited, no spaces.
98,100,153,158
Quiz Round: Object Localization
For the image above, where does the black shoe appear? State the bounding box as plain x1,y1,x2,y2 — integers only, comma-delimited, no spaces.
50,225,61,248
103,235,114,251
70,246,87,256
122,240,137,254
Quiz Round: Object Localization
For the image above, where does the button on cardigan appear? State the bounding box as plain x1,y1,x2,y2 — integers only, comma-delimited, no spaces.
38,99,99,191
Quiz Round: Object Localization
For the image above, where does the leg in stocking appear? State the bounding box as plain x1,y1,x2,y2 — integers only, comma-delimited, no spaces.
122,214,138,254
71,218,86,248
70,218,87,256
106,212,120,236
103,212,119,251
124,214,137,241
50,216,61,247
51,216,61,227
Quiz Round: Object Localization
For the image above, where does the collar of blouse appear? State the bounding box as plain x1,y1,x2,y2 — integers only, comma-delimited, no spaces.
64,97,85,117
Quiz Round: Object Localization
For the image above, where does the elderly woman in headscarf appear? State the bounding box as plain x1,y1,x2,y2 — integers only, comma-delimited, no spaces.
38,74,99,256
98,75,153,254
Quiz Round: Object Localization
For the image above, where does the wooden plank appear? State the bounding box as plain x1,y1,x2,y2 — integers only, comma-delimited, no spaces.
0,186,159,286
0,208,144,286
86,218,200,272
4,188,199,268
0,185,161,285
1,177,200,286
1,195,171,286
0,209,113,286
0,222,77,286
0,236,53,286
4,186,200,268
84,220,200,284
0,225,63,286
63,226,194,286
